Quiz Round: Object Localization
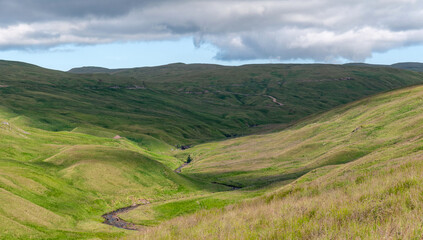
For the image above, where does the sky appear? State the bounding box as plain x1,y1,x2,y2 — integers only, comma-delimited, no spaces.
0,0,423,71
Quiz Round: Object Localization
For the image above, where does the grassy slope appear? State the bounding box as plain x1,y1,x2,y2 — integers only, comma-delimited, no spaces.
2,61,423,149
180,84,423,187
0,109,227,239
2,61,423,239
133,84,423,239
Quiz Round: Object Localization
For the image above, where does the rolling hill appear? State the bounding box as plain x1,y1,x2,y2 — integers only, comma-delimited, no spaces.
68,66,126,74
71,62,423,74
391,62,423,72
133,82,423,240
2,60,423,149
0,108,231,239
345,62,423,72
2,60,423,239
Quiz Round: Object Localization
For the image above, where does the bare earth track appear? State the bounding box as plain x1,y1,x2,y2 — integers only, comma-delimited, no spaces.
266,95,284,106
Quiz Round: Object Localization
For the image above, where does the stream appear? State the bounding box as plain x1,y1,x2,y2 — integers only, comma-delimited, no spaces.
102,204,146,231
102,160,242,230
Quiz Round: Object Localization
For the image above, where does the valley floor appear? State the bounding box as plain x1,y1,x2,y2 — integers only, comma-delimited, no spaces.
125,84,423,239
2,62,423,239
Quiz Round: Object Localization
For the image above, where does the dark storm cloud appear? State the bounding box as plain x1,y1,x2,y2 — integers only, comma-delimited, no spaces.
0,0,167,24
1,0,423,62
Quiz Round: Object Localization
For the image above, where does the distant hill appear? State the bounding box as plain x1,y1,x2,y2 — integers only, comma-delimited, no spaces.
68,63,221,74
72,62,423,74
68,66,126,74
1,60,423,148
391,62,423,72
345,62,423,72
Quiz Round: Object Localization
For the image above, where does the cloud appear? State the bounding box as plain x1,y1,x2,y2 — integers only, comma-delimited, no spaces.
0,0,423,62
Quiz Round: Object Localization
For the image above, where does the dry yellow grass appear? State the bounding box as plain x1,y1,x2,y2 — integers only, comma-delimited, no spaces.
182,85,423,188
133,150,423,239
128,85,423,239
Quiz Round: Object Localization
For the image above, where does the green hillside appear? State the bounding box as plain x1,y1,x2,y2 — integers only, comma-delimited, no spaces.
135,84,423,239
0,109,224,239
2,61,423,239
2,60,423,149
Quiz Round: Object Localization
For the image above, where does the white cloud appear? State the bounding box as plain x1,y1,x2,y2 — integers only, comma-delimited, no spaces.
0,0,423,62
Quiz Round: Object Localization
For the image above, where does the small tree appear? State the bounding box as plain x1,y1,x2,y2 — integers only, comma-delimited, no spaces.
187,155,192,163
